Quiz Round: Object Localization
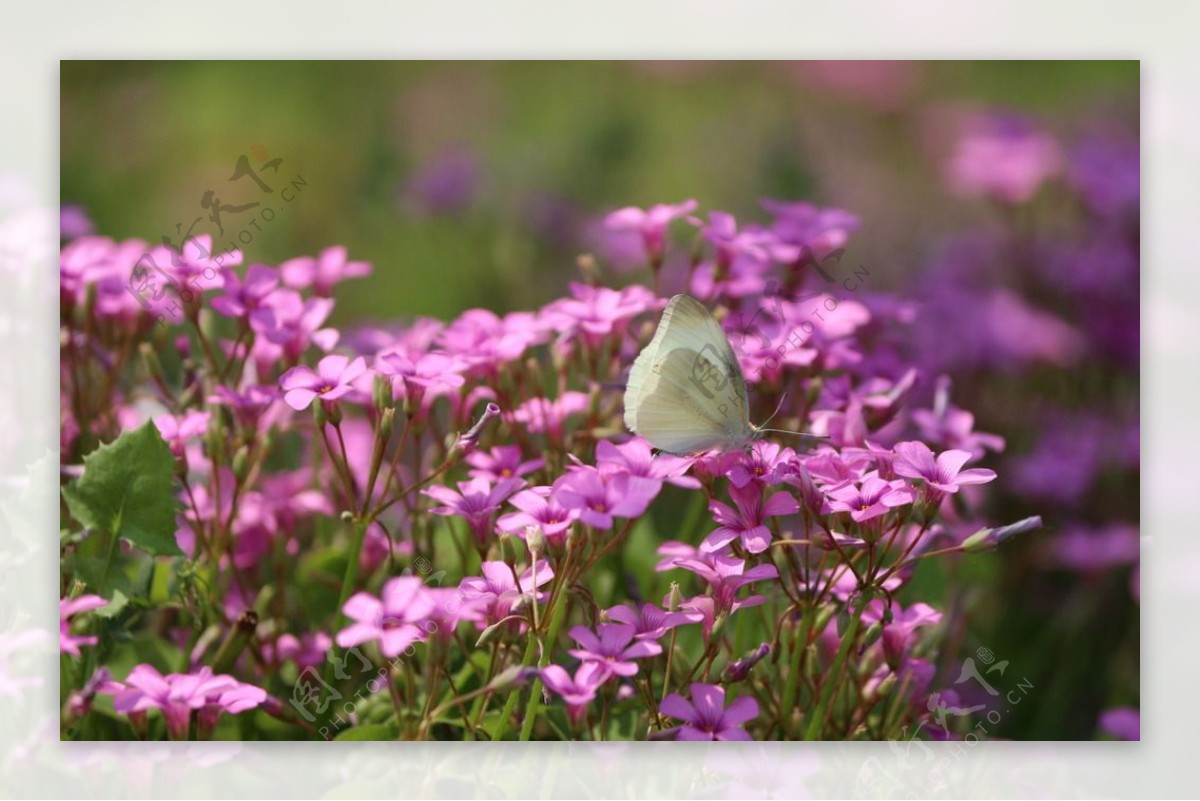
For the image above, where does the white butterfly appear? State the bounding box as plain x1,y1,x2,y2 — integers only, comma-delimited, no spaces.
624,294,812,455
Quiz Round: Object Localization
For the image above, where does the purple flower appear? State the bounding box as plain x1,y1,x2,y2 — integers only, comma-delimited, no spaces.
438,308,546,372
722,440,795,489
279,246,371,296
594,437,699,490
826,472,915,523
1048,523,1140,573
542,282,658,347
104,664,267,739
892,441,997,496
496,485,578,542
60,595,107,656
669,551,779,620
911,379,1005,460
702,482,799,554
660,683,759,741
761,199,860,258
508,392,589,441
466,445,545,483
60,204,95,240
210,264,280,318
603,199,697,263
270,631,332,670
1099,707,1140,741
862,600,942,670
401,150,480,217
567,622,662,679
605,602,702,641
553,466,660,530
423,476,525,546
540,662,608,725
458,560,554,627
152,410,211,459
376,349,467,407
336,576,436,658
279,354,369,411
251,291,339,361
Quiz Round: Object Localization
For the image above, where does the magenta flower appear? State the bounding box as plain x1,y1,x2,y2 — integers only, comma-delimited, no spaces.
270,631,332,670
152,410,211,459
554,467,660,530
862,600,942,670
466,445,545,483
669,551,778,619
660,683,759,741
723,440,795,489
376,349,467,406
540,662,608,725
104,664,267,739
458,560,554,627
542,282,658,347
496,485,579,542
605,602,702,641
251,291,339,361
279,245,371,296
210,264,280,318
594,437,699,490
438,308,546,372
423,476,525,546
279,354,369,411
60,595,107,656
702,482,799,554
336,576,436,658
761,199,860,257
603,199,697,263
826,473,914,523
567,622,662,679
508,392,589,440
892,441,997,495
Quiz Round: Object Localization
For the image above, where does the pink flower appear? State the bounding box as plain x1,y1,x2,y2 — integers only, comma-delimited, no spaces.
605,602,702,641
279,245,371,296
594,437,699,490
210,264,280,318
540,662,608,725
669,551,778,620
603,199,697,263
508,392,589,440
892,441,996,495
336,577,436,658
554,466,660,530
458,560,554,628
279,354,369,410
946,112,1061,204
466,445,545,483
376,350,467,406
660,683,759,741
702,482,799,554
60,595,107,656
826,472,914,523
152,410,211,459
496,485,578,542
567,622,662,679
423,476,525,546
104,664,266,739
542,282,658,347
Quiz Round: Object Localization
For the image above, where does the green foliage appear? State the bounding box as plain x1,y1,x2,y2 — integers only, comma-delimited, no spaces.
62,421,183,558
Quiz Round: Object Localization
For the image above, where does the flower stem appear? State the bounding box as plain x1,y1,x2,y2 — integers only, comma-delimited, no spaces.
323,515,369,689
803,590,871,740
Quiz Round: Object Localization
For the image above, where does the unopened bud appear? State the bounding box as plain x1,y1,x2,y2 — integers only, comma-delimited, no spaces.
232,445,251,481
525,525,546,555
723,643,771,683
378,407,395,442
372,373,394,415
452,402,501,457
665,582,683,612
487,665,537,692
962,515,1043,554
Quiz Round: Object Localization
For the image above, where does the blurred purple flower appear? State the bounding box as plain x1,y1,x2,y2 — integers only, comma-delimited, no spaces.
104,664,267,739
211,264,280,318
458,560,554,628
1099,707,1140,740
946,112,1061,204
279,246,371,296
604,199,697,264
401,150,480,217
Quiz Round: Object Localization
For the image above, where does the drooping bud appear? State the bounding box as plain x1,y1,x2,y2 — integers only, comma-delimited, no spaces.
723,643,771,683
451,402,501,457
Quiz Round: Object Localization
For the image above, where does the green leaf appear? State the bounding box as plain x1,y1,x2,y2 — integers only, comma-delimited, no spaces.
93,589,130,619
333,723,398,741
61,422,183,557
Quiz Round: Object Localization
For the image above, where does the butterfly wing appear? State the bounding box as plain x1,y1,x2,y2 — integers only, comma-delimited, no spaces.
624,294,751,454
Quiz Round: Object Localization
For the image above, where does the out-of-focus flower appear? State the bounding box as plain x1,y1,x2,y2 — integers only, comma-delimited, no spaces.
594,437,699,490
60,595,107,656
60,204,95,239
279,246,371,296
376,349,467,407
103,664,267,739
946,112,1061,204
336,576,436,658
466,445,545,483
508,392,589,441
279,354,369,411
1047,523,1139,573
660,683,759,741
400,149,480,217
542,282,658,347
211,264,280,318
567,622,662,679
270,631,332,670
603,199,697,264
1068,135,1139,218
153,410,211,459
1098,707,1140,740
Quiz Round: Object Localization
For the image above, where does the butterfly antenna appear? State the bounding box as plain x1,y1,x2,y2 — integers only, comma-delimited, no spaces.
756,428,830,440
759,392,790,429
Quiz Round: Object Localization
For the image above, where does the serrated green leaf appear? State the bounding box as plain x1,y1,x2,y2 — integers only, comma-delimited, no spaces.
333,723,398,741
61,422,183,557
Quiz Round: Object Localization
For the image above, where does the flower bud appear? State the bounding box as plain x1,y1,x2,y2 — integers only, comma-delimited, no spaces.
962,515,1043,553
232,445,251,482
372,373,394,415
665,581,683,612
723,643,771,683
487,665,537,692
524,525,546,556
378,407,395,443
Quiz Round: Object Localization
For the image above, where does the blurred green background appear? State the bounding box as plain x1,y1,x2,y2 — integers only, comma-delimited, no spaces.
61,60,1137,325
61,61,1140,740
